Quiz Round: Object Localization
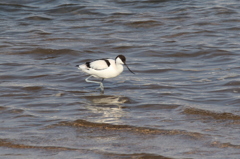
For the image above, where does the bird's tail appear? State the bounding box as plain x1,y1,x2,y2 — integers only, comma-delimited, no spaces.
76,64,88,70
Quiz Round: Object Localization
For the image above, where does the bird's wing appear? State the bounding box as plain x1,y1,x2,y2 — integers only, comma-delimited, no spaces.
87,59,111,70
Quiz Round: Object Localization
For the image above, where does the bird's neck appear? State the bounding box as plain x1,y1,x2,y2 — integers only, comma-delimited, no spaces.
116,63,124,73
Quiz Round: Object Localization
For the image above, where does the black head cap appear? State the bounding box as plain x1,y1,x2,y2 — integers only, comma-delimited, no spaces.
116,55,135,74
116,55,126,63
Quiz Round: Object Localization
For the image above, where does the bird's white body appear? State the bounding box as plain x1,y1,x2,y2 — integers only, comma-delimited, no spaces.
76,55,134,93
79,58,124,79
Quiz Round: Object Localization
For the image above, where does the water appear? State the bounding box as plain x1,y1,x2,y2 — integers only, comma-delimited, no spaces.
1,0,240,158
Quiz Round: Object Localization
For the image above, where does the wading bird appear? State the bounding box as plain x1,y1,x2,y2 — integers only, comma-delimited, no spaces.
76,55,134,93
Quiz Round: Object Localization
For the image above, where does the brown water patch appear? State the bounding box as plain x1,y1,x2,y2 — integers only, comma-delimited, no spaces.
224,81,240,86
162,32,191,38
24,16,52,21
22,86,43,92
104,152,173,159
183,107,240,120
211,141,240,149
0,106,7,111
0,139,173,158
56,119,205,140
125,20,163,28
0,139,77,151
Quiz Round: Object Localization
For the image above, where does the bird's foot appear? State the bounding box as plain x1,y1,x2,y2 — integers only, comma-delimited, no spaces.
95,86,104,94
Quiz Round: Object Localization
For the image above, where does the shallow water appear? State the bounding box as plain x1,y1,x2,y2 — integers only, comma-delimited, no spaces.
1,0,240,158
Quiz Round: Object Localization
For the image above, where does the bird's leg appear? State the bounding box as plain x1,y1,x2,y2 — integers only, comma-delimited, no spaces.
85,76,104,93
99,78,105,94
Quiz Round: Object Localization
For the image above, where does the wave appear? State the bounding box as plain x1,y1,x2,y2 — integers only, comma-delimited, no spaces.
24,16,52,21
0,138,78,150
0,138,172,158
56,119,205,140
183,107,240,120
124,20,163,28
17,48,78,56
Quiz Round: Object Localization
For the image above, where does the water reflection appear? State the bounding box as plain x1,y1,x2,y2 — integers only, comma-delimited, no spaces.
84,95,130,106
83,95,131,124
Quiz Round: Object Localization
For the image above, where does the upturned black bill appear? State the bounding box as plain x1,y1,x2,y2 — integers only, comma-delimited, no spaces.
125,64,135,74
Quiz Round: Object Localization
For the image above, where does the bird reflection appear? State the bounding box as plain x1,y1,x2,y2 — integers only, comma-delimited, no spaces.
83,95,130,124
85,95,129,106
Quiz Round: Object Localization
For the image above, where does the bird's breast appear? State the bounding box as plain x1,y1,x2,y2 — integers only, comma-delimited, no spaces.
99,64,124,79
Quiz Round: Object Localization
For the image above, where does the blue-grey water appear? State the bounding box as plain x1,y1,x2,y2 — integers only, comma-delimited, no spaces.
1,0,240,158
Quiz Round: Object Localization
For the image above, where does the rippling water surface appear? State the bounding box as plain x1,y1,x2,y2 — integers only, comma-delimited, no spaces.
1,0,240,158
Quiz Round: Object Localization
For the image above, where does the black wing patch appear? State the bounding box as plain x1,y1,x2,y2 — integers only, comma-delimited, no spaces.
86,62,91,68
85,59,111,70
104,59,110,67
